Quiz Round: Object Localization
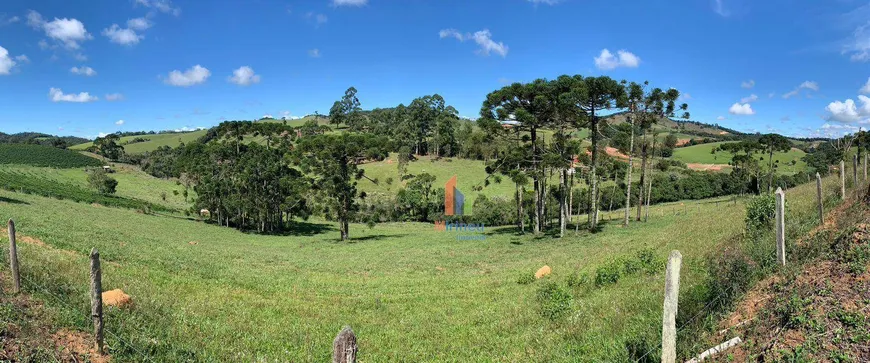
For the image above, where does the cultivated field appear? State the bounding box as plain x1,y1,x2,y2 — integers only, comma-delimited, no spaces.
70,130,208,154
672,141,807,174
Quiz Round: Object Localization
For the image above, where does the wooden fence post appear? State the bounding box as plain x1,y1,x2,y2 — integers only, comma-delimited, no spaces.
854,154,859,187
89,248,104,355
332,326,358,363
775,188,786,266
840,160,846,200
816,173,824,225
8,219,19,294
864,154,867,181
661,250,682,363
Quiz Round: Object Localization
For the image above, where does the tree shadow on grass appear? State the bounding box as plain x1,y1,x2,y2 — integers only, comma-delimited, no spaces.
0,196,29,205
244,221,336,237
346,233,408,243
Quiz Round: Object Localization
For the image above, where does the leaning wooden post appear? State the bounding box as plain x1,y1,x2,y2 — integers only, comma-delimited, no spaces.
332,326,358,363
661,250,682,363
864,154,868,181
816,173,824,225
89,248,104,355
8,219,20,294
840,160,846,200
775,188,786,266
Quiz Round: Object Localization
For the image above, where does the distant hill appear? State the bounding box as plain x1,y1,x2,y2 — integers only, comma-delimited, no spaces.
69,129,208,154
602,112,743,139
0,132,90,147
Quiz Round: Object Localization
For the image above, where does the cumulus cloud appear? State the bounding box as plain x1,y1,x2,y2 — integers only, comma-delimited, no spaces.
105,93,124,101
163,65,210,87
134,0,181,16
127,17,152,31
741,79,755,89
332,0,368,6
740,94,758,103
103,24,143,46
70,66,96,76
729,102,755,115
825,95,870,124
439,29,508,57
48,87,98,103
0,46,18,75
115,120,125,125
594,49,641,70
308,48,321,58
860,77,870,95
27,11,92,50
783,81,819,99
228,66,261,86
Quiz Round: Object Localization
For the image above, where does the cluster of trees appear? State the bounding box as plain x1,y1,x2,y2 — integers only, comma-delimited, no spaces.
713,134,792,193
477,76,688,237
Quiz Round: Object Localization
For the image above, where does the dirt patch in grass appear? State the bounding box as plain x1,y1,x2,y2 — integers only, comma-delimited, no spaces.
710,211,870,361
0,274,111,362
686,163,726,172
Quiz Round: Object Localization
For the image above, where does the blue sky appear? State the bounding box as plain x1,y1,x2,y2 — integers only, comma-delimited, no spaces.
0,0,869,139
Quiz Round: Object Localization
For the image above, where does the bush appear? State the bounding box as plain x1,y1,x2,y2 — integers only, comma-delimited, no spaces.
706,247,757,310
536,281,573,321
516,272,535,285
472,194,516,226
745,194,776,231
595,263,622,286
86,168,118,195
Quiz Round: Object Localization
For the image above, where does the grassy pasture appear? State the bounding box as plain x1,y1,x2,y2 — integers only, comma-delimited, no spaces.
70,130,208,154
0,170,842,361
671,141,807,174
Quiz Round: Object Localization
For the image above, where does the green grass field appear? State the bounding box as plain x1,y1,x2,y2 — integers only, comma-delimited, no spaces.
671,141,807,174
70,130,208,154
0,164,192,211
0,167,846,361
0,144,103,168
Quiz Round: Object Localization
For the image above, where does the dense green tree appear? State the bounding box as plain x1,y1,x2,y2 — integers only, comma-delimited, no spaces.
293,133,389,240
87,167,118,194
329,87,366,131
757,133,793,192
93,134,124,160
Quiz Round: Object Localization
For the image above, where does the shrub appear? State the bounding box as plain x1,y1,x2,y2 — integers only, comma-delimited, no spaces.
86,168,118,195
516,272,535,285
595,263,622,286
536,282,573,321
472,194,515,226
706,247,756,310
745,194,776,231
566,272,589,288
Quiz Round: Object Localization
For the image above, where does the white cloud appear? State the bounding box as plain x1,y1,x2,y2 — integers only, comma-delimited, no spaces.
439,29,465,41
127,17,152,31
717,116,726,120
332,0,368,6
134,0,181,16
712,0,729,17
281,111,303,120
739,94,758,103
228,66,261,86
14,55,29,63
860,77,870,94
48,87,98,103
825,95,870,123
98,132,110,138
115,119,125,125
308,48,321,58
306,12,328,26
844,21,870,62
782,81,819,99
164,65,210,87
73,52,87,61
768,92,775,98
27,11,92,50
105,93,124,101
0,46,17,75
594,49,641,70
680,93,692,101
103,24,143,46
728,102,755,115
528,0,561,4
0,14,19,25
799,81,819,91
439,29,509,57
70,66,96,76
741,79,755,89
